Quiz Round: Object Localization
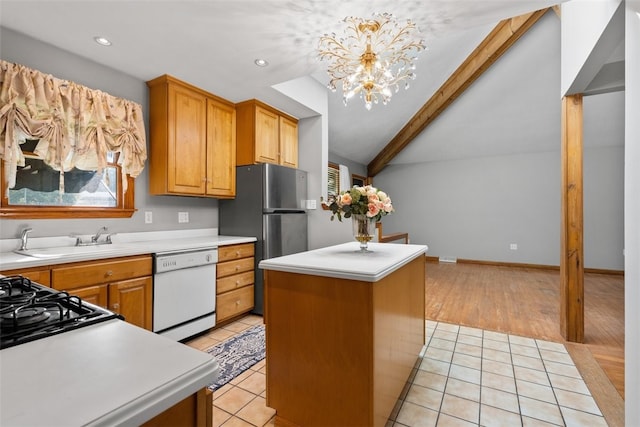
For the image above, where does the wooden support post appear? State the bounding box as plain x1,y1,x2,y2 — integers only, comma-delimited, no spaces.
560,94,584,343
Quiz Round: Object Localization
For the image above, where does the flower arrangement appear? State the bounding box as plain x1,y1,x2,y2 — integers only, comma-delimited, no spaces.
327,185,394,222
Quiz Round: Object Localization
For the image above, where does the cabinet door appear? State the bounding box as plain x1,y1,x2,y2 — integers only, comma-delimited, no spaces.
168,84,207,194
279,116,298,168
254,106,279,164
69,284,108,308
206,99,236,197
109,276,153,330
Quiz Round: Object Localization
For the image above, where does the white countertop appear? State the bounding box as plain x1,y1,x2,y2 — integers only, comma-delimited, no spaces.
259,242,428,282
0,319,219,426
0,228,256,271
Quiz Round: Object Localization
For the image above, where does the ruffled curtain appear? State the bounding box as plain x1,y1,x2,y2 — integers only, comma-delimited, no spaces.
0,60,146,193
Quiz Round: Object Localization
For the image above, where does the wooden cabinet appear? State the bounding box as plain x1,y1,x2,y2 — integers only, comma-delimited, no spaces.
146,74,236,198
142,387,212,427
0,267,51,286
51,255,153,330
236,99,298,168
216,243,255,322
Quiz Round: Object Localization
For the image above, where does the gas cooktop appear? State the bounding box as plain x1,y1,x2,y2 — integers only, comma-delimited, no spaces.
0,276,121,350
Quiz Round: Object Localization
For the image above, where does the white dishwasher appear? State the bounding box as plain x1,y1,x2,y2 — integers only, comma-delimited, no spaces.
153,248,218,341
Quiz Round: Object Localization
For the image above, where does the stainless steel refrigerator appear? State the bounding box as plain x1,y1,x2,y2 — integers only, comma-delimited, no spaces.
219,163,308,315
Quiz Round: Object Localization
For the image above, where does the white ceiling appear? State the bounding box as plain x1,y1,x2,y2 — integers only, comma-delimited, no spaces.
0,0,623,171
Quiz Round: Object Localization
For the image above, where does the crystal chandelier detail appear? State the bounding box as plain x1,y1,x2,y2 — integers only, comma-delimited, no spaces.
318,13,426,110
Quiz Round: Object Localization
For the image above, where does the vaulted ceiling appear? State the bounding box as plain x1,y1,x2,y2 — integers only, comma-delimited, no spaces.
1,1,623,173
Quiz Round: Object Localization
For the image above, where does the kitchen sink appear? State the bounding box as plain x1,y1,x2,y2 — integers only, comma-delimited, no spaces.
14,245,123,259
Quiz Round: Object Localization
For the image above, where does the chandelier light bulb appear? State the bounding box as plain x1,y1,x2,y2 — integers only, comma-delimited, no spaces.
317,12,425,110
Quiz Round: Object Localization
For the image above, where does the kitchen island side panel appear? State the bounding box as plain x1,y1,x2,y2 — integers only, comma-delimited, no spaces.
263,255,426,427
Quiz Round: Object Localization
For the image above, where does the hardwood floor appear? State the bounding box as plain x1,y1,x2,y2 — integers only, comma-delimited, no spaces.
425,261,625,426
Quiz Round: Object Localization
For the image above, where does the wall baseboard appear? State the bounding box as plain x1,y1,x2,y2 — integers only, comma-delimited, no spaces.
425,256,624,276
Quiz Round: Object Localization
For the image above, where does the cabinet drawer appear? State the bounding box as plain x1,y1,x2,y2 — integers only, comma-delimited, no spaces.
51,255,152,290
217,285,254,322
217,257,254,278
217,271,254,294
218,243,254,262
0,267,51,286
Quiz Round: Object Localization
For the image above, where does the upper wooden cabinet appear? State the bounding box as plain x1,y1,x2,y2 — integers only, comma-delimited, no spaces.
236,100,298,168
146,75,236,198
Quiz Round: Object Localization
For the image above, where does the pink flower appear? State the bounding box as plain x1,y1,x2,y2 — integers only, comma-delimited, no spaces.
383,202,393,213
340,193,352,206
367,203,380,218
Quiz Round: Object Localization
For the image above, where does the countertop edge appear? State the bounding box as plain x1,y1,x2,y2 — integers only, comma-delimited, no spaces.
0,235,257,271
89,357,219,427
259,243,427,282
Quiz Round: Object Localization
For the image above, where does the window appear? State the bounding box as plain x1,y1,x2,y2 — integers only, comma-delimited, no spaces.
1,140,135,219
327,162,340,200
352,174,367,187
0,60,144,219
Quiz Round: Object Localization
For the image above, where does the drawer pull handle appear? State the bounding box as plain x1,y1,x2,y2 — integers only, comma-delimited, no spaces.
106,270,113,277
235,266,240,270
112,303,119,310
236,300,240,306
236,280,240,286
236,251,241,256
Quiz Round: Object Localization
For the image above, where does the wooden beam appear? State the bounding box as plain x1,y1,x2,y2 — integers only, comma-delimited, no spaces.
560,94,584,343
367,8,550,177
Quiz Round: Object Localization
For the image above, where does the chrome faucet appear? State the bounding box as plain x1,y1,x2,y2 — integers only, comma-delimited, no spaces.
19,228,33,251
91,226,108,243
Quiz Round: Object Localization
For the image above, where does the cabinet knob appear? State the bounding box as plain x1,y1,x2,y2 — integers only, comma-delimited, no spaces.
105,270,113,277
236,251,241,256
236,280,240,287
112,303,119,311
235,300,240,306
235,265,240,271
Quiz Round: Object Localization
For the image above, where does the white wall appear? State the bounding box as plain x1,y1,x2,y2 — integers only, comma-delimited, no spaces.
0,27,218,239
561,0,624,95
377,151,561,264
625,1,640,424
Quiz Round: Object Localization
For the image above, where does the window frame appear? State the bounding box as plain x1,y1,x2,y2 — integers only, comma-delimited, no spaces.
0,154,136,219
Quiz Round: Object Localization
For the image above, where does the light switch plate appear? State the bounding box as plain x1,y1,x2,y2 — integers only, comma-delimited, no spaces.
144,211,153,224
305,199,317,210
178,212,189,223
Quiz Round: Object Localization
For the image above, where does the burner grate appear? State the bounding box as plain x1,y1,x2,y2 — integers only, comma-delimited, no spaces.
0,275,122,350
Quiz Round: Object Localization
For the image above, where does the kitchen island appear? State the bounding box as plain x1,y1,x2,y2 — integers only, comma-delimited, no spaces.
0,319,219,426
259,241,428,427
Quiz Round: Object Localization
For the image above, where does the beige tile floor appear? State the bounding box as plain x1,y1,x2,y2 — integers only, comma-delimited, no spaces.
186,315,608,427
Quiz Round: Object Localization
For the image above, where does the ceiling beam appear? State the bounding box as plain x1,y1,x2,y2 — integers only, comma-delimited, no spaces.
367,8,550,177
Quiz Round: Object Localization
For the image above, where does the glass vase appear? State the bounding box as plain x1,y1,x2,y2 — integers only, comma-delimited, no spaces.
351,214,375,252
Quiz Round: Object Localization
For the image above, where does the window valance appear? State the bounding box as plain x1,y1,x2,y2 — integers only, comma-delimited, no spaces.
0,60,146,193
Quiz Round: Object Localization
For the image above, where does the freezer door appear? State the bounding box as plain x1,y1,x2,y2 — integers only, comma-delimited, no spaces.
263,164,307,211
263,213,308,259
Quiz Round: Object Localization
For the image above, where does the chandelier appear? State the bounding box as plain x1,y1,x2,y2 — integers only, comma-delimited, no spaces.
317,13,425,110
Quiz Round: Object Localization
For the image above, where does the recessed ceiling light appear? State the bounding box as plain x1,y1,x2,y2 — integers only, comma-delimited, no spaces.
94,36,112,46
254,59,269,67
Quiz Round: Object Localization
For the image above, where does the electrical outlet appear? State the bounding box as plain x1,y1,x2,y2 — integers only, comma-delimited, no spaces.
178,212,189,223
510,243,518,250
305,199,317,210
144,211,153,224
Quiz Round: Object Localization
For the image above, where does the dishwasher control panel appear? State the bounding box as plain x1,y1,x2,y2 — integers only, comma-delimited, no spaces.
154,248,218,273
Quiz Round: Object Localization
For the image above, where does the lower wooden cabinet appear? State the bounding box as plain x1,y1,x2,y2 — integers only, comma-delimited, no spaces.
51,255,153,330
0,267,51,286
142,387,212,427
217,285,254,322
216,243,255,323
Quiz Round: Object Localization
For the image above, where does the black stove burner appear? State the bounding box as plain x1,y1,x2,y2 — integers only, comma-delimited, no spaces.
1,305,52,327
0,275,122,349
